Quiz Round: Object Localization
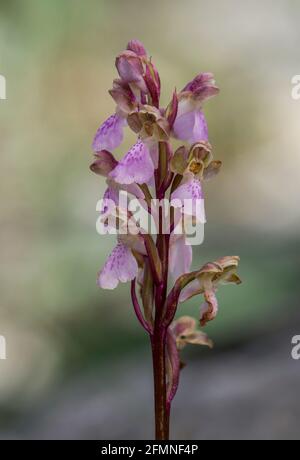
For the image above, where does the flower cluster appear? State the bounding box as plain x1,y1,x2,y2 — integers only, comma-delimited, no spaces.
90,40,241,434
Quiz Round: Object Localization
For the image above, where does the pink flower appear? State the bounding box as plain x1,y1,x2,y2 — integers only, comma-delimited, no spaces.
127,39,147,57
173,108,208,144
171,174,204,200
97,186,121,234
116,50,148,94
106,178,145,200
182,72,219,99
100,186,120,213
90,150,118,177
170,316,213,350
179,256,241,326
97,185,147,289
109,139,155,185
109,79,137,114
172,73,219,144
171,174,206,223
90,42,242,439
92,113,126,152
115,41,161,107
98,243,139,290
166,315,213,405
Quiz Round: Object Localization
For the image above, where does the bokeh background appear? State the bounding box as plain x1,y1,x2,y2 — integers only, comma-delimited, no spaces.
0,0,299,439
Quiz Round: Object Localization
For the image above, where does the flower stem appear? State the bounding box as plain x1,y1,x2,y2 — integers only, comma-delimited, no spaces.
151,237,170,439
151,318,169,440
150,141,171,440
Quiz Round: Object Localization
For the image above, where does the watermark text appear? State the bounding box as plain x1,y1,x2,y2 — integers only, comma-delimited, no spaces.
291,75,300,100
0,335,6,360
291,335,300,360
0,74,6,100
96,192,205,245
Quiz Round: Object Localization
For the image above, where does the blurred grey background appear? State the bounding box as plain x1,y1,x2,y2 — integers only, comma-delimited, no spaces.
0,0,299,439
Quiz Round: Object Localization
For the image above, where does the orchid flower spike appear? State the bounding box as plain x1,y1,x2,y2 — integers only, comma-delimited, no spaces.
90,40,241,441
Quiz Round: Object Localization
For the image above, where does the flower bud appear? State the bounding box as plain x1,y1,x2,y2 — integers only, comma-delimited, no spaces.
166,90,178,129
182,72,219,102
109,79,136,113
144,61,161,108
115,50,147,93
90,150,118,176
172,73,219,145
171,316,213,350
127,39,147,57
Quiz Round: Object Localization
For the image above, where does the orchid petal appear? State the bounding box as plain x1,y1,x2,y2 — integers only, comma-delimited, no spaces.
200,290,218,326
171,176,206,223
171,176,204,201
90,150,118,177
173,109,208,144
182,73,219,102
116,51,147,93
98,243,138,290
97,186,123,234
127,40,147,57
92,114,126,152
100,186,119,214
184,331,213,348
110,140,154,185
171,315,213,349
171,316,196,338
106,178,145,200
179,279,202,303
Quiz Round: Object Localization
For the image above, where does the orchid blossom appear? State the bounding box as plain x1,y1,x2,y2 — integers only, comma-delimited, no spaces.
90,39,241,440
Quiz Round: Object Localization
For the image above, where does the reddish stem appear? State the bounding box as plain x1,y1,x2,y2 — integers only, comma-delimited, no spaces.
151,320,168,439
150,141,171,440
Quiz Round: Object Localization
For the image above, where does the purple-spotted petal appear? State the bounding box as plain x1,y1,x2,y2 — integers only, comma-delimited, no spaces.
97,186,121,233
171,176,206,223
109,140,154,185
169,235,192,280
173,109,208,144
172,176,204,200
92,114,125,152
98,243,138,290
101,186,119,213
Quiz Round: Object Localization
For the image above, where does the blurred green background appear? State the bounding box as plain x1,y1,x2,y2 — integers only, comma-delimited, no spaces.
0,0,299,439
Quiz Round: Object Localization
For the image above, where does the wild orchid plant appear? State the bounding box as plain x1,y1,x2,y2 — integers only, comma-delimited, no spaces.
90,40,241,440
